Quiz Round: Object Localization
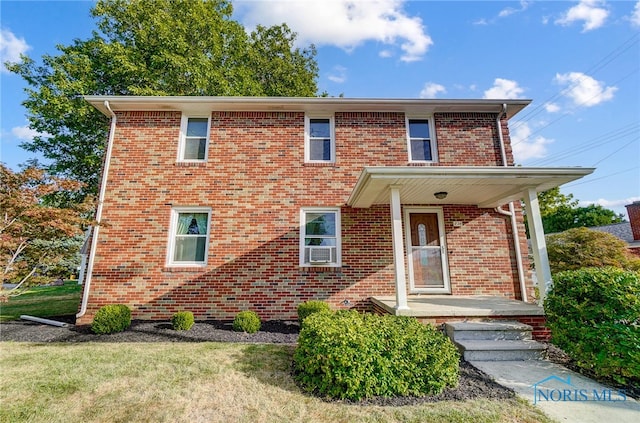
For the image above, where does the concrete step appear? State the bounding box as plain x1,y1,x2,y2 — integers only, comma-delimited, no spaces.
445,321,533,341
455,339,546,361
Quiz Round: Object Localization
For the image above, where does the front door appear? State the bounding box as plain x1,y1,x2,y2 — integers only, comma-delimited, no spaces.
405,208,450,293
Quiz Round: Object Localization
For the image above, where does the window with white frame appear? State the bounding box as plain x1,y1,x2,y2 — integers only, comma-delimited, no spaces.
305,115,335,162
178,115,210,161
300,208,341,266
167,207,211,266
407,118,437,162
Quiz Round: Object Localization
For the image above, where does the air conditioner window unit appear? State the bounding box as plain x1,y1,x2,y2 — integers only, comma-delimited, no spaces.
309,246,332,263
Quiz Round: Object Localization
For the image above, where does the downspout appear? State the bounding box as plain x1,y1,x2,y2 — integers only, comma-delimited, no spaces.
494,104,528,303
77,101,116,319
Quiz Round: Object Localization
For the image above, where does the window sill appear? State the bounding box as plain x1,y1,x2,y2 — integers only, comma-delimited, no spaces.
407,162,436,166
303,162,336,167
175,162,207,167
163,266,207,273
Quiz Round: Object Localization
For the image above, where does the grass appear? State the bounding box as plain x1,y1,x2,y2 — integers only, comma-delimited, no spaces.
0,281,82,322
0,342,554,423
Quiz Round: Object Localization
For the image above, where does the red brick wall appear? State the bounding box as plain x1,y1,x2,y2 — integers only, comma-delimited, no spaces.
626,202,640,241
78,111,531,323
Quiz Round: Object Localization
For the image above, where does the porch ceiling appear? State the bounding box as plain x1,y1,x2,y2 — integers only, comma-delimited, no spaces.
347,166,594,208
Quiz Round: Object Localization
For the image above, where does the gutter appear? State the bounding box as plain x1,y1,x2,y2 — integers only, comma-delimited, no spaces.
76,101,116,319
495,104,528,303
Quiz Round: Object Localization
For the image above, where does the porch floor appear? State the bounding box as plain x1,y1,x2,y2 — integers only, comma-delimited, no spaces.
371,295,544,318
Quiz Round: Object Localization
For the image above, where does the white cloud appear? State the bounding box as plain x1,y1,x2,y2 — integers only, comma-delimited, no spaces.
498,0,531,18
554,71,617,107
419,82,446,99
545,102,561,113
631,1,640,27
555,0,609,32
483,78,525,99
11,125,49,140
237,0,432,62
579,197,640,209
327,65,347,83
0,28,30,72
510,122,553,162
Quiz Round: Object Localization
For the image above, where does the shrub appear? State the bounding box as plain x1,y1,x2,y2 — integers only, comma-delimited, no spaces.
546,227,635,273
294,310,459,400
171,311,195,331
91,304,131,334
297,300,331,325
232,310,261,334
544,267,640,384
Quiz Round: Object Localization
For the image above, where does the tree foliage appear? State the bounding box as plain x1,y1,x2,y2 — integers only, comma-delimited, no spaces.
546,227,640,273
7,0,319,195
0,165,93,297
531,187,625,233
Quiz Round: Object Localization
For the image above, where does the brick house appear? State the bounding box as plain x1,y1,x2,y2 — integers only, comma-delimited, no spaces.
76,96,593,326
588,201,640,257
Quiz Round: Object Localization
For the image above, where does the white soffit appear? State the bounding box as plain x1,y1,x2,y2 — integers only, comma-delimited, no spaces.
84,96,531,119
347,166,595,208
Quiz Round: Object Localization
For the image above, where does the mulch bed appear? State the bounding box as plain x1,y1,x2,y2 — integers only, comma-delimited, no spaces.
0,316,516,404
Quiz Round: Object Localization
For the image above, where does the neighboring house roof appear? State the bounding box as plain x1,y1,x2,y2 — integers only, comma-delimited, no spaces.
590,222,640,249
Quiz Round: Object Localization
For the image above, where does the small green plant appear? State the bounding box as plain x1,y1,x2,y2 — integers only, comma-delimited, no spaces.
294,310,459,400
545,267,640,384
91,304,131,334
232,310,261,334
171,311,195,331
297,300,331,325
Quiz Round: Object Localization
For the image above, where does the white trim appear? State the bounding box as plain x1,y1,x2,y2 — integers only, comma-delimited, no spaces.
523,188,552,305
405,116,438,163
299,207,341,267
404,207,451,294
166,207,212,267
304,114,335,163
177,114,211,162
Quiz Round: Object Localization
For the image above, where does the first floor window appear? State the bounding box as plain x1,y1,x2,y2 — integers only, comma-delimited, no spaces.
167,207,211,266
300,208,341,266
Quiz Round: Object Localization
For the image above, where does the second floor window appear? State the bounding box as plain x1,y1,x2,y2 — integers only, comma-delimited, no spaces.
305,115,335,163
407,118,436,162
179,116,210,161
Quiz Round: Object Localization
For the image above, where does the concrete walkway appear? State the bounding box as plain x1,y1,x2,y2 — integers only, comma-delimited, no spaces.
470,360,640,423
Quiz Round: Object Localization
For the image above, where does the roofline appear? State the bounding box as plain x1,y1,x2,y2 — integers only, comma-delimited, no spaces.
84,96,532,119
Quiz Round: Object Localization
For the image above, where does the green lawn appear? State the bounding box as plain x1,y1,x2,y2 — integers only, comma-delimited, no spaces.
0,342,554,423
0,281,82,322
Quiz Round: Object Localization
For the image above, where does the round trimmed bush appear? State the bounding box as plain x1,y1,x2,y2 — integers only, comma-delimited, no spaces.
91,304,131,334
232,310,261,333
294,310,460,400
545,267,640,384
171,311,195,331
297,300,331,325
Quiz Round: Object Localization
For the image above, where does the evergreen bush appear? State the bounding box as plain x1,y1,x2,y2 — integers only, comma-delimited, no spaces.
232,310,261,333
545,267,640,384
171,311,195,331
91,304,131,334
294,310,459,400
297,300,331,325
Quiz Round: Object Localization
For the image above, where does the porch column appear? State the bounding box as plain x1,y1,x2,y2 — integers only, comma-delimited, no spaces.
522,187,552,305
390,186,409,311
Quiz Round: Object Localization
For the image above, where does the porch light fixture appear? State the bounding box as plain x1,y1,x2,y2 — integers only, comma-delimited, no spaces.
434,191,448,200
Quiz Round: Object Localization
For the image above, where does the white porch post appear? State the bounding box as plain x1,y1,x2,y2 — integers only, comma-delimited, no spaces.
390,186,409,311
523,187,552,305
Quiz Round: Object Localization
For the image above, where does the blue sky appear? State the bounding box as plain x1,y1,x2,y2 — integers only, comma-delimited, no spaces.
1,0,639,217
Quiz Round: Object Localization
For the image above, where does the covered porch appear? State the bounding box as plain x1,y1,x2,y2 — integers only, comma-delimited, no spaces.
347,166,594,313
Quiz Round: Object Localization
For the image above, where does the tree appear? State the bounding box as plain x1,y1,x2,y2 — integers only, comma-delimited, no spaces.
0,165,93,297
546,227,639,273
529,187,625,233
7,0,318,196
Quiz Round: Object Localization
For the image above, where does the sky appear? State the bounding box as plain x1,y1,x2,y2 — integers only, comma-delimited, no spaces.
1,0,639,218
